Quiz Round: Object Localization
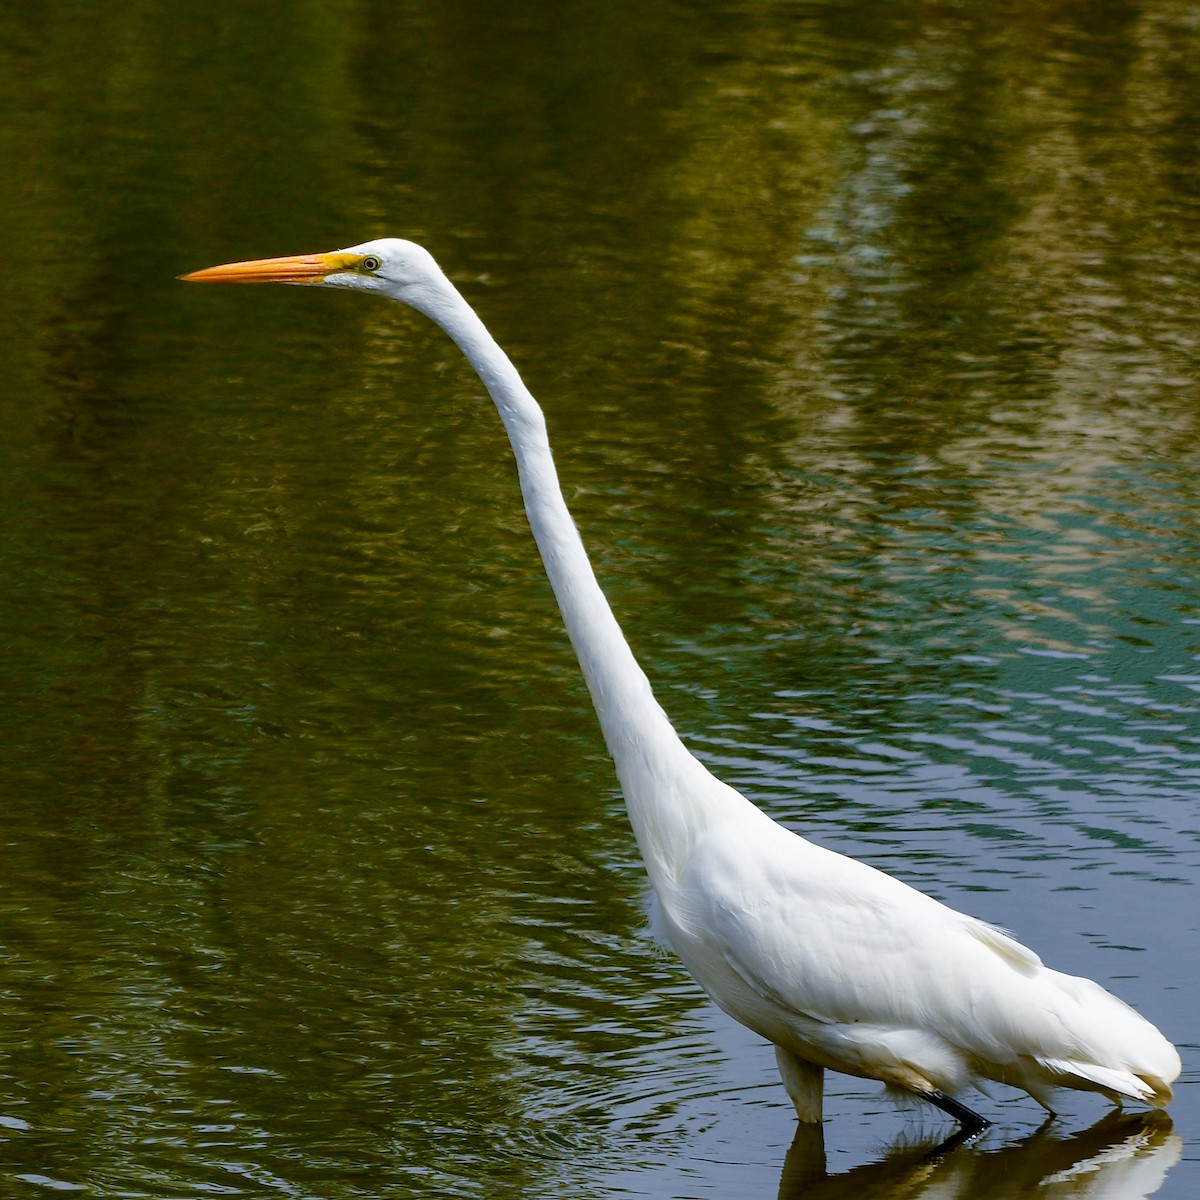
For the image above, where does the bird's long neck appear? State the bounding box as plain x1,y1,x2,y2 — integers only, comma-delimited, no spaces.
416,280,740,882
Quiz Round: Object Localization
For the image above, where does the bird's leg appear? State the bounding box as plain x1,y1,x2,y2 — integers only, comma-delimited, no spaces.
1026,1082,1059,1120
922,1089,991,1134
775,1046,824,1123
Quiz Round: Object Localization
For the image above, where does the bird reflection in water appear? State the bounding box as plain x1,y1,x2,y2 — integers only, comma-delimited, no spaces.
778,1111,1180,1200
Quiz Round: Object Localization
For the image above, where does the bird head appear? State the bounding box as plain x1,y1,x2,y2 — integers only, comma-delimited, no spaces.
180,238,447,310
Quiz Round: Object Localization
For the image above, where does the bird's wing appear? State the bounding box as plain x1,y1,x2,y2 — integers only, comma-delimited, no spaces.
676,817,1044,1045
677,817,1176,1102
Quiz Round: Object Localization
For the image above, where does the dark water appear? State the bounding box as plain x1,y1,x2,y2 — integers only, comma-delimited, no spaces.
1,1,1198,1196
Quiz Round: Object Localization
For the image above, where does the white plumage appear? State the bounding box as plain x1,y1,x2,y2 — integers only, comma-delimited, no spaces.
182,238,1180,1130
661,806,1176,1119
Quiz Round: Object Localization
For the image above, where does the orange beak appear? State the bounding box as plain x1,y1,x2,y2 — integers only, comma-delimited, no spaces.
179,251,363,284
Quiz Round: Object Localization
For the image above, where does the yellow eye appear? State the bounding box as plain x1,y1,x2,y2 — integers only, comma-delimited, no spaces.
362,255,381,272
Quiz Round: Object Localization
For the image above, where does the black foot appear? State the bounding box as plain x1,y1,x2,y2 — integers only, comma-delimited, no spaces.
924,1089,991,1133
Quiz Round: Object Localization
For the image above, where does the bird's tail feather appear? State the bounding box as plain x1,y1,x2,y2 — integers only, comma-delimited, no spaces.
1039,1057,1174,1107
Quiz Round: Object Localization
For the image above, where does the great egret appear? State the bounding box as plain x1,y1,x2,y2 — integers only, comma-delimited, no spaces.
182,239,1180,1131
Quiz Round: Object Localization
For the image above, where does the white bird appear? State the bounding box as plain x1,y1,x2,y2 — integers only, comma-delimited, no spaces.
182,239,1180,1131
